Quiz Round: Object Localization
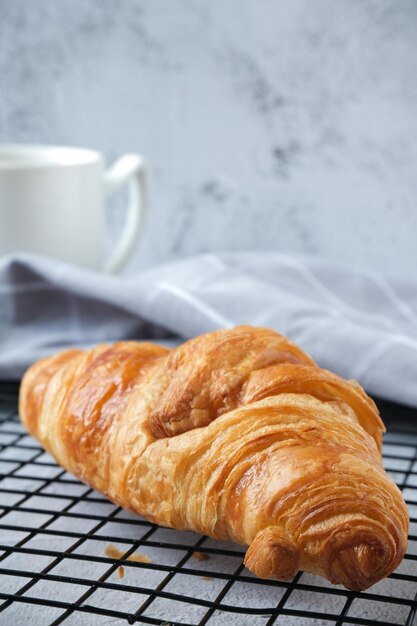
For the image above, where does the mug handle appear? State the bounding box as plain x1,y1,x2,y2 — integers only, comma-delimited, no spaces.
102,153,147,273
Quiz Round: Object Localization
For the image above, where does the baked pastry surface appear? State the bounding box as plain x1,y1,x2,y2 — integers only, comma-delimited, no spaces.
19,325,409,590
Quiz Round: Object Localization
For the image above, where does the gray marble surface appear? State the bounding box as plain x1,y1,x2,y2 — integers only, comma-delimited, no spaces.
0,0,416,276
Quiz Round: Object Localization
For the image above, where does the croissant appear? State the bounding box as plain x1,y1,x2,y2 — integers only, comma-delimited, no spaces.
19,325,408,591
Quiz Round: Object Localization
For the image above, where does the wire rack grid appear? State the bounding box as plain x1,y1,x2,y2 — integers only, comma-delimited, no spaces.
0,382,417,626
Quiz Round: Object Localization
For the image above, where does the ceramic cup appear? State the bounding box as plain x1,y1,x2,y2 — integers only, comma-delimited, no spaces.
0,144,147,272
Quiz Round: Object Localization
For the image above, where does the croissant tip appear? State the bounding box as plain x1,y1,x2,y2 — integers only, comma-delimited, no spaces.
329,539,405,591
244,526,300,581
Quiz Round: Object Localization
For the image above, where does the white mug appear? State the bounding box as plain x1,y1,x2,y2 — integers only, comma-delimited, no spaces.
0,144,147,272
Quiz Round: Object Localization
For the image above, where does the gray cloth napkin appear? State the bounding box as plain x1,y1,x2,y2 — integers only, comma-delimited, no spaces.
1,251,417,408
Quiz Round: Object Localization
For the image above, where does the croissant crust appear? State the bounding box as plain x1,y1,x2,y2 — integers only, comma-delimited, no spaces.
19,325,408,590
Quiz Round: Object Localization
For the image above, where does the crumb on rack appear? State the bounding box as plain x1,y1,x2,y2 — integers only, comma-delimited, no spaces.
105,544,152,565
118,566,124,579
105,544,121,559
128,552,152,564
203,575,213,581
192,551,209,561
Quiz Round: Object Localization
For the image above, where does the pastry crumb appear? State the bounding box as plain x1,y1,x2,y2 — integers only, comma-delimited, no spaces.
118,566,124,579
128,552,151,564
192,551,209,561
203,575,213,581
105,543,152,565
105,544,122,559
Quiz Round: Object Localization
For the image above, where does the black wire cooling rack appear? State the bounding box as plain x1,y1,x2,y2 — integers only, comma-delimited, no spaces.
1,381,417,626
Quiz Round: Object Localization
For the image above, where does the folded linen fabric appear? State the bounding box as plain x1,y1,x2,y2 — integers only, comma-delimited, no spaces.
1,252,417,408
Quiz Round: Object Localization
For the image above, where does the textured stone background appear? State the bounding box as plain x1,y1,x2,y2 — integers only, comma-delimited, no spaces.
0,0,416,275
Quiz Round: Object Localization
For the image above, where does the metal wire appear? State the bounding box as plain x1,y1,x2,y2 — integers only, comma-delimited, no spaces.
0,383,416,625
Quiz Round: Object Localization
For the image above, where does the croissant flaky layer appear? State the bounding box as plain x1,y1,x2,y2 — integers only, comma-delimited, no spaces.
19,325,409,590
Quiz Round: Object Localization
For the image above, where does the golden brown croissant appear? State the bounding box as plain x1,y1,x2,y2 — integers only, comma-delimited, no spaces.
19,325,408,591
